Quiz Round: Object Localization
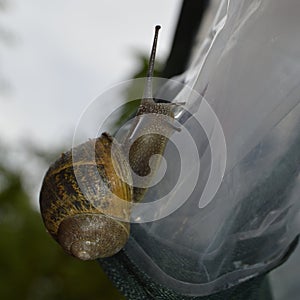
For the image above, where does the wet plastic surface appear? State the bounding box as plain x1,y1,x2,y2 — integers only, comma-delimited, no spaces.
123,0,300,296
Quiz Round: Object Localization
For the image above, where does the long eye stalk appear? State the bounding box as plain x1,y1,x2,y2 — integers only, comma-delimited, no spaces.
143,25,161,101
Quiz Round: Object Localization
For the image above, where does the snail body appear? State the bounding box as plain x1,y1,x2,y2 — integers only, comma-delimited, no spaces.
40,26,176,260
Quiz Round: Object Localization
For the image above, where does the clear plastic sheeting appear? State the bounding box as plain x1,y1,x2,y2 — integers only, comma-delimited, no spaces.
124,0,300,296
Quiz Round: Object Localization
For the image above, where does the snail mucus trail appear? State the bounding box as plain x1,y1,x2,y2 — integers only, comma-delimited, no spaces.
39,25,178,260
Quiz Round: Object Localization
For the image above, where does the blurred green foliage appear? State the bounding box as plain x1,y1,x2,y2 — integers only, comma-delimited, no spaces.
0,150,125,300
0,52,162,300
0,7,163,292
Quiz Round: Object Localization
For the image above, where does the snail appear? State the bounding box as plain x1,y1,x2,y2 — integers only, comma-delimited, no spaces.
39,26,178,260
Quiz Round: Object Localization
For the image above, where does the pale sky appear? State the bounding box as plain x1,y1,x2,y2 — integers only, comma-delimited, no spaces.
0,0,181,205
0,0,180,150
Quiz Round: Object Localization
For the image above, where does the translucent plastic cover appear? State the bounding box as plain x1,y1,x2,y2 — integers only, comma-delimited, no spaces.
123,0,300,296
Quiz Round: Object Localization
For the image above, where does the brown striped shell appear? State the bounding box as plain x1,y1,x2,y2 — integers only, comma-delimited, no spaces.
39,133,133,260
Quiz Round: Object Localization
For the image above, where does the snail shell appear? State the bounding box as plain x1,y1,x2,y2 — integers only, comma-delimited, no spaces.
40,133,132,259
